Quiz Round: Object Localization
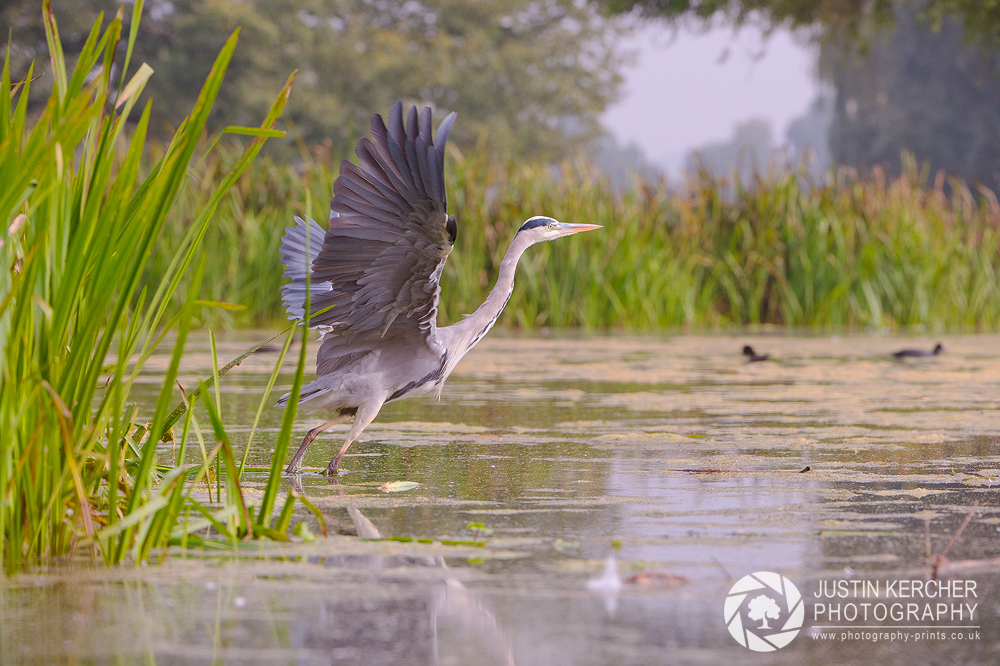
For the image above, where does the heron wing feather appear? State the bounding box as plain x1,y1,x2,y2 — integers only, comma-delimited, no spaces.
298,102,457,373
279,216,330,321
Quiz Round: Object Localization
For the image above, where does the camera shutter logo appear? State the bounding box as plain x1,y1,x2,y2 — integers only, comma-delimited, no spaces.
724,571,803,652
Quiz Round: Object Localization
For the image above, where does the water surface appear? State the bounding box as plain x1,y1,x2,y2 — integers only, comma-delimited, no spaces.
3,334,999,664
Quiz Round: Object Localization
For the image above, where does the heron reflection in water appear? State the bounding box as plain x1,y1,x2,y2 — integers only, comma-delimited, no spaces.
278,102,600,475
335,498,516,666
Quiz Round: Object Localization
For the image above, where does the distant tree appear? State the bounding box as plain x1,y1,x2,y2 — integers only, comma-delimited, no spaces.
599,1,1000,51
747,594,781,630
70,0,622,158
685,118,779,181
5,1,629,157
824,7,1000,184
602,1,1000,183
785,93,834,175
589,134,663,186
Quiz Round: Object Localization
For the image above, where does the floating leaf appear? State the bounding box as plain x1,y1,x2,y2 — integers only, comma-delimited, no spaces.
380,481,420,493
466,522,493,537
293,522,316,543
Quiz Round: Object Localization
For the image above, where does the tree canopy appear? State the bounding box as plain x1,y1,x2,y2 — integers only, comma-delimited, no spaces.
826,7,1000,184
4,0,631,158
602,0,1000,51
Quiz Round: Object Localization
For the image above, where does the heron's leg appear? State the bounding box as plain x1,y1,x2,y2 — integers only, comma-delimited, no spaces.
285,415,349,474
325,399,384,476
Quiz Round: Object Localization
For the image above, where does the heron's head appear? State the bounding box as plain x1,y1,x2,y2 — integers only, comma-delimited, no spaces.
516,216,602,244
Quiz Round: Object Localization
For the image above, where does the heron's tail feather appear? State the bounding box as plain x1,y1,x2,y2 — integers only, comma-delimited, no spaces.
274,381,332,408
280,215,335,323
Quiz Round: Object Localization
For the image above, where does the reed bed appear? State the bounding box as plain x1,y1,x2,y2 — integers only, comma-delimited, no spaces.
0,3,308,574
149,146,1000,331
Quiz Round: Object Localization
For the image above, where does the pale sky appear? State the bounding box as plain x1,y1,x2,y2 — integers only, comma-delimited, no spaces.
602,23,821,176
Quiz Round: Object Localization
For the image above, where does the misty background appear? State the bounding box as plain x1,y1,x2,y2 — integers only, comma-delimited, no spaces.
3,1,999,187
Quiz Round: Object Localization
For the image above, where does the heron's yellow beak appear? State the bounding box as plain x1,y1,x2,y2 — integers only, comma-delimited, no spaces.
553,222,602,237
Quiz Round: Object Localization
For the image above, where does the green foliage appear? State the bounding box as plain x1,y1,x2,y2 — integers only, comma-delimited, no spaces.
6,1,630,156
923,2,1000,52
0,3,298,573
602,0,894,38
147,147,1000,330
466,522,493,541
294,521,317,543
602,0,1000,49
605,0,1000,69
0,1,120,73
116,0,628,158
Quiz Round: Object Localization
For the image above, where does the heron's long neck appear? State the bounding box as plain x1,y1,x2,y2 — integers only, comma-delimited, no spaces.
443,233,532,357
477,237,531,326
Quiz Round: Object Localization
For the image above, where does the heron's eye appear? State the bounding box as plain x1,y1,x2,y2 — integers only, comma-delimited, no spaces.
547,221,557,230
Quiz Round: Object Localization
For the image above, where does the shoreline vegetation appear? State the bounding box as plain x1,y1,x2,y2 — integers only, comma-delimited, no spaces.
1,2,311,574
3,4,1000,575
151,148,1000,332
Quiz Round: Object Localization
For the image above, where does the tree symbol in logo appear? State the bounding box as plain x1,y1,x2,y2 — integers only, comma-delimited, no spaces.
747,595,781,630
724,572,803,652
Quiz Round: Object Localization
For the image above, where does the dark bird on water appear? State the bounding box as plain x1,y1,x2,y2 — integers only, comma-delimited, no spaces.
743,345,769,362
277,102,601,475
892,343,943,359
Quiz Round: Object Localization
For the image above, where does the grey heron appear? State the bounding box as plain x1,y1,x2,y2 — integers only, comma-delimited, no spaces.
278,102,600,475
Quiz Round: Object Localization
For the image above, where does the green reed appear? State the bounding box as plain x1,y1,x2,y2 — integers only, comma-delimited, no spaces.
0,3,301,573
146,142,1000,331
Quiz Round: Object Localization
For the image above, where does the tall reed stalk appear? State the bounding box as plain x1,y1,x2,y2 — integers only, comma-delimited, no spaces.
0,2,296,573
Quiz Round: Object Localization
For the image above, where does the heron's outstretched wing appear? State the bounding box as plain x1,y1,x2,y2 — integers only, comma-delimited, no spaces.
280,215,330,322
292,103,457,374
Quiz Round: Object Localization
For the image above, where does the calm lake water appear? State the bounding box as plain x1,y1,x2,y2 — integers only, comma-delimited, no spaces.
3,333,1000,665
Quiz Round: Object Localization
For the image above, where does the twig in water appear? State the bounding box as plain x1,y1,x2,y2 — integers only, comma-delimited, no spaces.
924,516,932,561
931,501,979,580
712,557,732,581
158,328,290,441
671,468,807,474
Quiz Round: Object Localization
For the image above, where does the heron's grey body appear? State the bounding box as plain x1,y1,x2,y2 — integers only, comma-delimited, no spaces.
278,102,599,475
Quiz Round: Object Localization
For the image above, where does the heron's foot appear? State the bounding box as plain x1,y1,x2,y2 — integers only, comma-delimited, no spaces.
323,460,340,476
285,459,303,475
288,475,306,495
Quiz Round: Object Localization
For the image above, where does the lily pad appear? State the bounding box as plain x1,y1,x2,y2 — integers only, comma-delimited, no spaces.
380,481,420,493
